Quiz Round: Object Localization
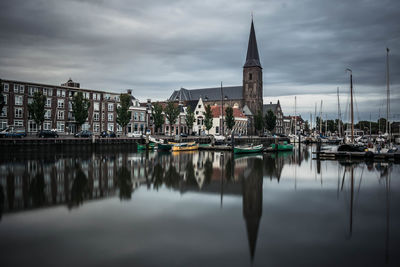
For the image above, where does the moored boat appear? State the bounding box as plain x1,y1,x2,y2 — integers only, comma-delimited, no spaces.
233,144,263,154
171,142,199,152
266,141,293,152
137,142,156,150
157,143,172,151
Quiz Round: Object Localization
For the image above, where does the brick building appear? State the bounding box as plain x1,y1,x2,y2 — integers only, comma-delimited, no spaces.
0,78,127,135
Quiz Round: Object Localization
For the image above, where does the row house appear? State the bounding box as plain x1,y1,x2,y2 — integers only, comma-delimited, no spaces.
127,97,148,135
0,78,126,135
263,100,284,134
209,104,248,136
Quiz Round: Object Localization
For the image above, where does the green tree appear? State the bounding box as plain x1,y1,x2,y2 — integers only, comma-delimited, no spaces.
27,91,46,131
265,110,277,133
72,92,91,132
225,106,235,134
185,106,195,134
164,102,180,136
152,102,164,134
116,94,131,136
204,104,213,134
254,110,264,135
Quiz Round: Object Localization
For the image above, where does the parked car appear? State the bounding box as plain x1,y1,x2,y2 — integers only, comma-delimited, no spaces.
37,130,59,138
180,133,188,137
74,130,93,138
4,128,27,138
132,131,142,138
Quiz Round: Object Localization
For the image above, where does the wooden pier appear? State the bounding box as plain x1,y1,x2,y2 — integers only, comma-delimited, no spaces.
313,151,400,161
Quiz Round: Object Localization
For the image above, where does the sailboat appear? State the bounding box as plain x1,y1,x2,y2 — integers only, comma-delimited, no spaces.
367,48,397,153
338,69,366,152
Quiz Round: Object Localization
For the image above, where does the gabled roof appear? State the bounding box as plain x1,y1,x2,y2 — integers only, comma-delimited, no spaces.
244,20,262,68
242,105,253,116
169,86,243,102
210,105,247,119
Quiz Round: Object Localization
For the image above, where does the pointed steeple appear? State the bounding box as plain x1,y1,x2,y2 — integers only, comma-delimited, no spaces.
244,19,262,68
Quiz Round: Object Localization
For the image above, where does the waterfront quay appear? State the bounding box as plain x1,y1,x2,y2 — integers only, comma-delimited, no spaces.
0,136,289,148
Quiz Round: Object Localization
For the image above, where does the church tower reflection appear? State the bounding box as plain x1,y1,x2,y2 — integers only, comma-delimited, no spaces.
242,157,263,262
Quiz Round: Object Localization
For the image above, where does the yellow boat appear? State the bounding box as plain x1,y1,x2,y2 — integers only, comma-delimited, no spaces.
171,142,199,151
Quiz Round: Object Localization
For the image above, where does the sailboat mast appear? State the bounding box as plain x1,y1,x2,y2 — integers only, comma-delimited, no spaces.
319,100,323,134
386,48,390,140
314,102,317,134
294,96,297,135
337,87,341,137
347,68,354,144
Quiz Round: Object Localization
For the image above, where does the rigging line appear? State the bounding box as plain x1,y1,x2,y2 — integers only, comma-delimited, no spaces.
353,85,361,122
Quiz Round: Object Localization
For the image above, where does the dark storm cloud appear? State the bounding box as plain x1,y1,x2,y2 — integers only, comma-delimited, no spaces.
0,0,399,120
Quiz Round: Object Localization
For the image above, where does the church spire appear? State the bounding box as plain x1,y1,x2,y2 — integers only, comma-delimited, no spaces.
244,19,262,68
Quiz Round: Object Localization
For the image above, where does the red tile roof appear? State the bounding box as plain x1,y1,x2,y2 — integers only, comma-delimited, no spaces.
210,105,246,118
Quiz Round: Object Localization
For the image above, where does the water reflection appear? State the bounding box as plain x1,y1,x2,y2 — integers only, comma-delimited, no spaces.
0,146,398,266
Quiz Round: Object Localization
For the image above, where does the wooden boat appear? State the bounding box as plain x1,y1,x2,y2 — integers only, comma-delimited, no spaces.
266,141,293,152
137,142,156,150
171,142,199,152
233,144,263,154
157,143,172,151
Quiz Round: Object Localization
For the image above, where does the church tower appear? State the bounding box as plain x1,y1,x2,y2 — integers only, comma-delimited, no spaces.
243,19,263,116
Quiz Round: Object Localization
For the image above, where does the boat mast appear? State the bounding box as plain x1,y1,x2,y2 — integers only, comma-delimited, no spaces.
346,68,354,144
337,87,341,137
314,102,317,134
325,114,328,136
319,100,323,134
386,48,390,143
294,96,297,135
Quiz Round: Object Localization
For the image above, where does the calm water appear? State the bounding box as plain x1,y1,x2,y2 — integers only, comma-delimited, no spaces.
0,146,399,267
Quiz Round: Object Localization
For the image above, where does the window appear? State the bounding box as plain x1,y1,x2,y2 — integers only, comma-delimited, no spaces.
140,112,145,121
29,87,35,96
3,94,7,104
117,124,122,132
107,123,114,131
108,103,114,111
45,109,51,119
19,85,25,93
44,122,51,130
196,111,199,115
0,119,7,129
93,123,100,133
102,113,105,121
46,98,52,107
15,95,23,105
28,121,38,133
48,88,53,96
249,73,253,80
57,110,64,120
3,83,9,92
108,113,113,121
14,84,19,93
14,120,23,127
57,99,64,109
198,105,201,108
134,112,138,121
1,107,7,117
93,102,99,111
57,121,65,132
94,113,99,121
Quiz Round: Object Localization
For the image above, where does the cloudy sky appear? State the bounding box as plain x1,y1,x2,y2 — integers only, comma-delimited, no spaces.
0,0,399,122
